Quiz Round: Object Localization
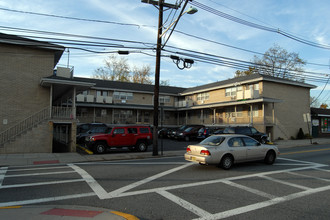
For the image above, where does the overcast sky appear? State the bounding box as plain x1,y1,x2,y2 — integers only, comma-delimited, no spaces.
1,0,330,103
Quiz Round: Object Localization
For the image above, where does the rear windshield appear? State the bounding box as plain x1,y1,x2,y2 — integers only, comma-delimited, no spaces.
200,136,225,146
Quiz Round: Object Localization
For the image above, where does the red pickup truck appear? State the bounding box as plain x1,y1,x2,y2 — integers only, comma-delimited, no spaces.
86,125,153,154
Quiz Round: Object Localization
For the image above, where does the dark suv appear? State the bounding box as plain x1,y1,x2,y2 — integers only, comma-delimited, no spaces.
86,125,153,154
223,126,268,144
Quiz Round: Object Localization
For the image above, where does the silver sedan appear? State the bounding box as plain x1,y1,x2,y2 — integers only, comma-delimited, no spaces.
184,134,280,169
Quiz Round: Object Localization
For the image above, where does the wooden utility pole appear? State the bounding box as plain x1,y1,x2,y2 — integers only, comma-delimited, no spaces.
142,0,179,156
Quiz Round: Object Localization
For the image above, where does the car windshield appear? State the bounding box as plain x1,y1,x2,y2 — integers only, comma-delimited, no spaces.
200,136,225,146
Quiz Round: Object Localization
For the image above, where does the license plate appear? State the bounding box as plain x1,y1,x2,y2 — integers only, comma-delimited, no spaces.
191,156,196,161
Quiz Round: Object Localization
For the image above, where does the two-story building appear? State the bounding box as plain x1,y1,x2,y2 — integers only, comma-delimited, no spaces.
0,33,316,154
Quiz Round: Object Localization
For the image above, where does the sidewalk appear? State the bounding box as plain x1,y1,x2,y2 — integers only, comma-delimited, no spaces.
1,138,330,167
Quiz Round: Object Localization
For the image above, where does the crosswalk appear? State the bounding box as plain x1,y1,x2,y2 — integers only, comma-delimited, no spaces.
0,158,329,219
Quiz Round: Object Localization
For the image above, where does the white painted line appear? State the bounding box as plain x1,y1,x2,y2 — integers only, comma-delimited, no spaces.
0,167,8,186
0,192,96,207
158,190,212,218
288,171,330,183
314,167,330,172
77,162,188,165
222,180,277,199
116,164,325,198
5,171,75,178
193,185,330,220
0,179,85,189
278,157,326,166
107,163,193,198
7,166,71,172
260,175,311,190
69,164,109,199
274,163,310,166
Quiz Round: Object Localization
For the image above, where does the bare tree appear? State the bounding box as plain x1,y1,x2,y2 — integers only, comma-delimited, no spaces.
235,45,306,82
93,55,154,84
131,65,152,84
93,55,130,82
254,44,306,81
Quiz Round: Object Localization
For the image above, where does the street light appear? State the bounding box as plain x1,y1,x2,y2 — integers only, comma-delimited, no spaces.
152,0,197,156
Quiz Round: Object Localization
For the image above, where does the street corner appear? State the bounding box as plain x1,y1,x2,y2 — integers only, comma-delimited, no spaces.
0,205,140,220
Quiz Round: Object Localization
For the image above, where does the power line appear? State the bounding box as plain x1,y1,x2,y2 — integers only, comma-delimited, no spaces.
190,0,330,50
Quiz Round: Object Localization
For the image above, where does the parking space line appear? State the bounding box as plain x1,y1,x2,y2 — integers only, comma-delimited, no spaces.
0,167,8,186
5,171,75,178
107,163,193,198
69,164,109,199
193,185,330,220
260,175,311,190
7,166,71,172
222,180,276,199
287,171,330,183
0,192,96,207
158,190,212,218
0,179,85,189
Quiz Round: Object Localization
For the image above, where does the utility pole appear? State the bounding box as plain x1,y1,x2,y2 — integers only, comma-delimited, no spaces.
142,0,179,156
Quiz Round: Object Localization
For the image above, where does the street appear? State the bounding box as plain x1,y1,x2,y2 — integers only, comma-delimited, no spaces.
1,141,330,220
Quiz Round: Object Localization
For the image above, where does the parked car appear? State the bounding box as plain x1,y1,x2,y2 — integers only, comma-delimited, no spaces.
185,134,279,169
76,126,111,144
77,123,108,135
222,126,269,144
86,125,153,154
197,127,224,140
175,125,204,141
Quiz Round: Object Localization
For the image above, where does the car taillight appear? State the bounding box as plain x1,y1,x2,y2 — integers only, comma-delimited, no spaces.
186,147,191,153
204,129,207,135
200,150,211,156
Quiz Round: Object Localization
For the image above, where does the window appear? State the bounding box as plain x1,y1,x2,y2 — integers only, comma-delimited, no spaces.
159,96,170,103
225,87,241,97
242,137,259,146
114,128,125,134
236,127,251,135
97,90,108,96
139,127,150,133
197,92,209,101
228,137,244,147
128,128,137,134
113,91,133,100
236,106,243,118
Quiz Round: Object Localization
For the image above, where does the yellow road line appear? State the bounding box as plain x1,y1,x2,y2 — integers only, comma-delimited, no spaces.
77,145,93,155
111,211,140,220
281,148,330,155
0,206,22,209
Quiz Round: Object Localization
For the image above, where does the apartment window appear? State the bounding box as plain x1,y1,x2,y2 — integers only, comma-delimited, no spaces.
236,106,243,118
159,96,170,103
113,91,133,100
197,92,209,101
144,112,150,123
82,90,88,95
97,90,108,96
225,86,242,97
248,106,259,117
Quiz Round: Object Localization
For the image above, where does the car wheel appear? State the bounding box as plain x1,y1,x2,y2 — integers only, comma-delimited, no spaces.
185,136,190,142
95,142,106,154
220,155,233,170
136,141,147,152
264,151,276,164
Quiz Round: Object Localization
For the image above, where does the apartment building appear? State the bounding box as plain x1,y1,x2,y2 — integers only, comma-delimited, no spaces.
0,33,315,153
69,74,315,141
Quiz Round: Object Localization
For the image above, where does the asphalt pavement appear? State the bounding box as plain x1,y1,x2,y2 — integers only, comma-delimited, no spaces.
0,137,329,220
